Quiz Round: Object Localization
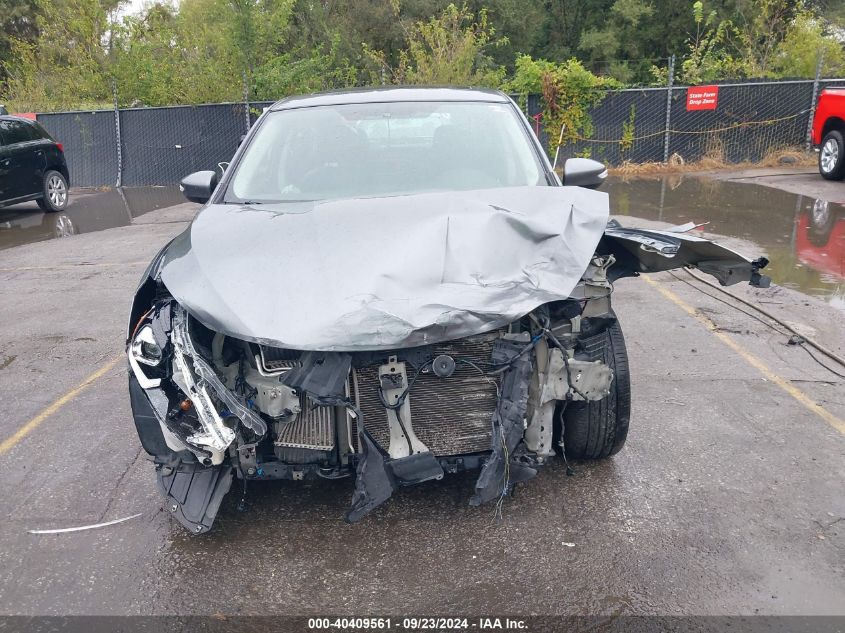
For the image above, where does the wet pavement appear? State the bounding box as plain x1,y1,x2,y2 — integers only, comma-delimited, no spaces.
0,186,183,251
605,175,845,310
0,168,843,617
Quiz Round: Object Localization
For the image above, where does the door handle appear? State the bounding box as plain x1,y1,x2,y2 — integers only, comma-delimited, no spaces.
0,159,10,167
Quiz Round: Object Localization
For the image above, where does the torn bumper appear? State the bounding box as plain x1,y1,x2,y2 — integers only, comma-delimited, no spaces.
601,223,771,287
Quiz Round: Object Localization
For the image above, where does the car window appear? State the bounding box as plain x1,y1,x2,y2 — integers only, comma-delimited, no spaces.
227,101,545,203
20,121,42,141
0,119,36,145
31,121,52,140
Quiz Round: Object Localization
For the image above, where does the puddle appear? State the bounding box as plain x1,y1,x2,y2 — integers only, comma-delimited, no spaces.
0,186,184,251
606,175,845,310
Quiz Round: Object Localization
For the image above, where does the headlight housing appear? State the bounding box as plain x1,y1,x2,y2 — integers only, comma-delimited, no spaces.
130,325,163,366
128,323,165,389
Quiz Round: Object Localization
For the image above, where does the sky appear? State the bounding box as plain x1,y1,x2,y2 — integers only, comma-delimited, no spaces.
118,0,169,18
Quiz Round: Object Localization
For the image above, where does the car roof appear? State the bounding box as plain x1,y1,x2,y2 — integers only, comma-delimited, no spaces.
269,87,512,111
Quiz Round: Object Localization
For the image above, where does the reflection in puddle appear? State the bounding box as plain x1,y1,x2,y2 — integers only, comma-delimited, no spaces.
53,214,77,239
606,175,845,310
0,185,184,251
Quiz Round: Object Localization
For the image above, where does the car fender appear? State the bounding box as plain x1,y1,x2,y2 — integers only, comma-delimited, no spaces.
599,224,770,287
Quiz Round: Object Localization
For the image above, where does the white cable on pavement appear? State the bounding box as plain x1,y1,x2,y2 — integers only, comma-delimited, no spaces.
28,513,143,534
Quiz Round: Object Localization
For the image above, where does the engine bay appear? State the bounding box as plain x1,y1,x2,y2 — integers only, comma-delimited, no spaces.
127,256,622,530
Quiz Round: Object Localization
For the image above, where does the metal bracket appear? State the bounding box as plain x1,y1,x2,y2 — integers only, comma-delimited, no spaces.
524,339,556,458
238,440,258,476
379,356,429,458
548,350,613,402
573,254,616,318
585,254,616,284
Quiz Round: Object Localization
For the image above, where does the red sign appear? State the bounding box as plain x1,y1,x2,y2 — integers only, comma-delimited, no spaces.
686,85,719,111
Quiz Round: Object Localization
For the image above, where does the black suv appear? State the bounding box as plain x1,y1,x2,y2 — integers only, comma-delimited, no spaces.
0,116,70,212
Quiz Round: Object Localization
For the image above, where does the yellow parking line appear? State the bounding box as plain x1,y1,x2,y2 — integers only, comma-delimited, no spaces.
643,276,845,436
0,355,123,456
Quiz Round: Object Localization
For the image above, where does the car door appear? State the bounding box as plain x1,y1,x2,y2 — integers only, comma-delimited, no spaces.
0,119,41,201
0,123,8,202
23,120,52,192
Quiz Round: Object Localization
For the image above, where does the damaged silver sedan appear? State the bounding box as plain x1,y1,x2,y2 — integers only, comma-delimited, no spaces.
127,88,770,533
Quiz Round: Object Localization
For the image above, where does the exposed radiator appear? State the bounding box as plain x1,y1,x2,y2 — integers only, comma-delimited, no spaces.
275,394,335,451
352,331,501,456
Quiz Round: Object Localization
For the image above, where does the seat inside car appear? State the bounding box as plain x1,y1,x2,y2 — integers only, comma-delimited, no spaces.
430,124,506,190
287,121,369,197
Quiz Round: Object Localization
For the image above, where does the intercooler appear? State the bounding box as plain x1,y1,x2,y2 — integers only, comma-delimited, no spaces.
351,331,501,456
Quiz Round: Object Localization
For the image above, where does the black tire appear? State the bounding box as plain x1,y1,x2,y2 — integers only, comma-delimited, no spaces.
36,170,69,212
558,319,631,460
819,130,845,181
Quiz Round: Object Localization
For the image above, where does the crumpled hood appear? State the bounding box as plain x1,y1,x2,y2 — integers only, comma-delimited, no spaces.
159,186,609,351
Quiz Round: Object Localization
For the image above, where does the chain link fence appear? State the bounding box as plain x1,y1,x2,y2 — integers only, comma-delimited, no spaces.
35,110,118,187
558,78,834,167
32,75,838,188
119,103,252,186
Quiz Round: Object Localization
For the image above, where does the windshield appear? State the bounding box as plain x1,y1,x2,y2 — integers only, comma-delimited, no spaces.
226,100,546,203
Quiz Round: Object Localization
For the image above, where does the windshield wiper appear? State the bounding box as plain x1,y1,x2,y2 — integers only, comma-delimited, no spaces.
225,198,315,205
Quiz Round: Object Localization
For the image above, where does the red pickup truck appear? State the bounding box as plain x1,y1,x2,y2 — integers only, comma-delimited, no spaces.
812,87,845,180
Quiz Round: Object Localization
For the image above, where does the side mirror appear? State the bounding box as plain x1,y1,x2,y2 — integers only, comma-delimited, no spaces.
562,158,607,189
180,170,217,204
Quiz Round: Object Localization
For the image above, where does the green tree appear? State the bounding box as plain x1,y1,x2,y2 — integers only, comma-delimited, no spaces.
536,0,613,62
463,0,547,69
364,3,507,86
677,0,749,83
737,0,805,76
818,0,845,27
672,0,845,83
4,0,123,111
579,0,655,83
111,3,187,105
0,0,39,95
252,36,358,99
506,55,619,156
770,13,845,78
6,0,844,112
112,0,298,105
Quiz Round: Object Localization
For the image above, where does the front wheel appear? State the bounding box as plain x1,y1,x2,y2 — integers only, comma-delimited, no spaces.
37,170,69,212
819,131,845,181
557,319,631,459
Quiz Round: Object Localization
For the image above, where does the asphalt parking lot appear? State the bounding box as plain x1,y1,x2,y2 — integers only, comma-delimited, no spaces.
0,170,843,616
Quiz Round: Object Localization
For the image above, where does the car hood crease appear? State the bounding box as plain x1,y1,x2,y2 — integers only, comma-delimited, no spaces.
159,186,610,351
